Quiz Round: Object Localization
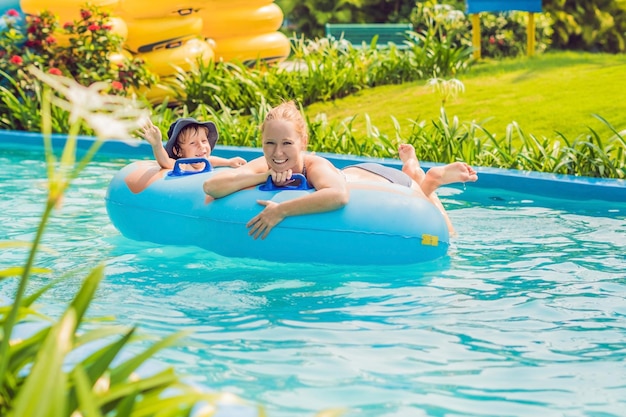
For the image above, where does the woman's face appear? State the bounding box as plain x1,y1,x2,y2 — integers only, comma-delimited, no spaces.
262,119,306,173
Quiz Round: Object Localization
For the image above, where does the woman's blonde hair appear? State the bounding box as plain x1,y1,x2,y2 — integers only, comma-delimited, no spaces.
261,101,309,144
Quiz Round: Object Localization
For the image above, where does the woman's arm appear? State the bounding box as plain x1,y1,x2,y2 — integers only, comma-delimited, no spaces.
203,156,269,198
247,155,349,239
273,156,349,215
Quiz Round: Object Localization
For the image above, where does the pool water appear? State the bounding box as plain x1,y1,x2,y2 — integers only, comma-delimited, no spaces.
2,147,626,417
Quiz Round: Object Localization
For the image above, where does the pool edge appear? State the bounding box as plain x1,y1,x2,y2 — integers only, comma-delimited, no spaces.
2,129,625,202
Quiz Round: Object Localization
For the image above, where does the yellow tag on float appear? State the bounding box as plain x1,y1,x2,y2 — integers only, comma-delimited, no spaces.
421,234,439,246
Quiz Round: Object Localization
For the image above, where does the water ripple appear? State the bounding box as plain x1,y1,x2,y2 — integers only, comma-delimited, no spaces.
2,153,626,417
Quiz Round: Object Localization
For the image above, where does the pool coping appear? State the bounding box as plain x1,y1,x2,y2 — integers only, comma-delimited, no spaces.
2,129,625,202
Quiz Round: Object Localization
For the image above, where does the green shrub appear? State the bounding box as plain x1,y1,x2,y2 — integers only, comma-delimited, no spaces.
165,32,469,115
477,11,553,58
407,2,473,77
409,1,553,61
544,0,626,53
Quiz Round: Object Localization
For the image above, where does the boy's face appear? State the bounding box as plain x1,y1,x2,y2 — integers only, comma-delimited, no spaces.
175,127,212,160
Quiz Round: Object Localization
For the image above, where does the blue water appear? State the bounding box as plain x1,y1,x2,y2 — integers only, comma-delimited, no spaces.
2,147,626,417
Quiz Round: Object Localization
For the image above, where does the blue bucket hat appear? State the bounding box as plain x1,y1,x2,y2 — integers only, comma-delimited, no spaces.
164,118,218,159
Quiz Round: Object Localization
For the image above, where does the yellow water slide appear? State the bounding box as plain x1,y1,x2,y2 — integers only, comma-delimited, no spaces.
19,0,291,77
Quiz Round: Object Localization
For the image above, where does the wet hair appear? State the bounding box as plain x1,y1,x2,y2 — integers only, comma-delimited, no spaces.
172,124,209,157
261,101,309,144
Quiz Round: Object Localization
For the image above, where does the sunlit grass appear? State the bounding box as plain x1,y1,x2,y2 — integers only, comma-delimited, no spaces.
306,51,626,144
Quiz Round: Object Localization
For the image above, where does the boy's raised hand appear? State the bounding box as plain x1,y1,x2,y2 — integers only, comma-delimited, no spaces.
141,119,163,147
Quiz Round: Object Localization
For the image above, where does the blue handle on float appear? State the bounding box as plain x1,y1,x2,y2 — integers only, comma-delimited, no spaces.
167,158,213,176
259,173,312,191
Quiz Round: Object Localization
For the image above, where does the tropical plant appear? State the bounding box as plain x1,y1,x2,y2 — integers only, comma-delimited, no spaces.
406,2,473,77
543,0,626,53
0,66,252,416
158,32,466,115
401,109,626,179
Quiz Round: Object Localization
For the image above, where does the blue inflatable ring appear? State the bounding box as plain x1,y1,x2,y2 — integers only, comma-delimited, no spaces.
105,158,450,265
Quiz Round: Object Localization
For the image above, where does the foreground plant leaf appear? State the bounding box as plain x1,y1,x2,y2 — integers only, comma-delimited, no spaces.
8,309,75,417
109,331,191,386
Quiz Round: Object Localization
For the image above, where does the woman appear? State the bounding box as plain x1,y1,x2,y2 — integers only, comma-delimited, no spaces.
203,101,477,239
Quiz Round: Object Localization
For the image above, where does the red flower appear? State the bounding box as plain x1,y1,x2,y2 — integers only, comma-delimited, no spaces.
63,22,73,29
80,10,92,19
102,24,112,31
489,36,495,44
45,35,56,44
88,24,100,31
48,68,62,75
24,39,42,48
9,55,23,65
111,81,124,90
6,9,20,17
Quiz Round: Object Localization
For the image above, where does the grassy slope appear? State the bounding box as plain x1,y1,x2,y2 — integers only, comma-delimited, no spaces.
305,51,626,143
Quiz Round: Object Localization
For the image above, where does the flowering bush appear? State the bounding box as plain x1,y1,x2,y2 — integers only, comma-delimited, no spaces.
477,11,553,59
409,1,553,60
0,5,156,96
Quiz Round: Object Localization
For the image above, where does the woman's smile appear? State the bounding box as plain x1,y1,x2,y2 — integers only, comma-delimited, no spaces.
262,119,304,172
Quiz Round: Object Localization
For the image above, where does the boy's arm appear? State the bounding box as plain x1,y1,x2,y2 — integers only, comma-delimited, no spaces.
208,155,247,168
141,120,174,169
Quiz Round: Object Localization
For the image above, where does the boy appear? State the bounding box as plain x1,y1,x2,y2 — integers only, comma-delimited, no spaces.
142,117,246,171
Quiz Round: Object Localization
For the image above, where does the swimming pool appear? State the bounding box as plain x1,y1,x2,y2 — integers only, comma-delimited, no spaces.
2,132,626,417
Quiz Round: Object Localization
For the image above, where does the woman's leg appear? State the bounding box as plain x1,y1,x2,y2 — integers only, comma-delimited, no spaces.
399,144,478,235
399,143,426,184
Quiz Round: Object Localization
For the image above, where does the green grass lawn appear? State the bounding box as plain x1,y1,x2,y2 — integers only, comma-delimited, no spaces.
305,51,626,143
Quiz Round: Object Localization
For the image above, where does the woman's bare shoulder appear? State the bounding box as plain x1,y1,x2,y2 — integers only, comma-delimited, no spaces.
304,154,345,189
305,153,336,169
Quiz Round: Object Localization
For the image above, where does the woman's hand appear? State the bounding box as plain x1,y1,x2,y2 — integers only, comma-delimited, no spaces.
246,200,285,239
269,168,295,186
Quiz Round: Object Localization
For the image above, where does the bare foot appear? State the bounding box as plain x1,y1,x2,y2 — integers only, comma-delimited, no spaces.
421,162,478,196
398,143,426,184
